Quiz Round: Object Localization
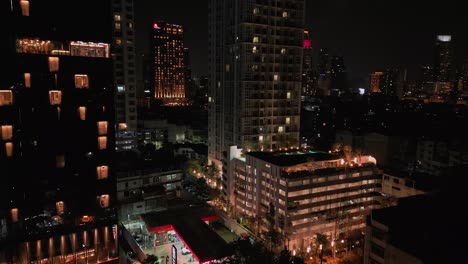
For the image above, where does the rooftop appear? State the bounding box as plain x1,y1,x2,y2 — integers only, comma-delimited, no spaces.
141,207,233,262
246,149,339,167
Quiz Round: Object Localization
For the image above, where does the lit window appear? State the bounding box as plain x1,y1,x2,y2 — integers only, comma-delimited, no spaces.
226,64,230,72
278,126,284,133
117,85,125,93
78,106,86,120
118,123,127,130
20,0,29,16
0,90,13,106
98,136,108,150
253,7,259,15
114,14,121,21
49,90,62,105
97,121,108,135
287,92,291,99
259,135,263,142
286,117,290,125
74,74,89,89
48,57,59,72
97,166,109,179
115,22,121,30
115,38,122,45
24,73,31,88
252,46,258,54
10,208,18,223
5,142,13,157
274,74,279,81
282,11,288,18
253,37,259,43
98,194,110,208
56,155,65,168
281,48,286,55
1,125,13,140
56,201,65,215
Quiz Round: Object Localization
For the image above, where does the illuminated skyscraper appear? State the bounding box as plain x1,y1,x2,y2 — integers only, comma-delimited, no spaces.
113,0,138,151
434,35,452,82
152,21,186,104
1,0,118,261
302,30,315,96
369,72,383,93
208,0,305,169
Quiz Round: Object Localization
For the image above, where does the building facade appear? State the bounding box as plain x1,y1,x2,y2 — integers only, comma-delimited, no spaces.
152,21,186,104
113,0,138,151
369,72,383,93
208,0,305,169
1,0,118,262
224,147,381,249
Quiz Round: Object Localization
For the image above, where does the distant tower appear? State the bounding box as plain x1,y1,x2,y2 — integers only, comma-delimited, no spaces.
434,35,452,82
152,21,186,104
329,56,347,92
380,68,400,96
317,48,330,95
302,30,315,96
369,72,383,93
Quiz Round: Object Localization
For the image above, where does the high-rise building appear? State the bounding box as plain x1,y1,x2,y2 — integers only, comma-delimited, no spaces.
420,65,434,94
152,21,186,104
113,0,138,151
184,47,193,101
434,35,452,82
302,30,315,96
317,48,331,95
1,0,118,262
380,68,400,97
329,55,347,92
208,0,305,169
369,72,383,93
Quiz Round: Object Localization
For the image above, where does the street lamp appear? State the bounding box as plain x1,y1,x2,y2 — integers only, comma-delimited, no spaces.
319,244,323,264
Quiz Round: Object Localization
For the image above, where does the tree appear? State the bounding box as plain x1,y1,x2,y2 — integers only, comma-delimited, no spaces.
144,254,159,264
263,202,284,251
315,233,330,256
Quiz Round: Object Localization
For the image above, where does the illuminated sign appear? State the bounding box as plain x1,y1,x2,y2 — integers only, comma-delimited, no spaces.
437,35,451,42
303,40,311,48
172,245,177,264
153,23,160,29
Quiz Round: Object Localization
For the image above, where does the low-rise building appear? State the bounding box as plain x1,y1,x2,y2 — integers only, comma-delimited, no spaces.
116,169,183,220
224,146,382,250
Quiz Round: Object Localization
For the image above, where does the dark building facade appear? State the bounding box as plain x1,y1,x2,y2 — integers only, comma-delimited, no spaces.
329,55,347,92
208,0,305,168
302,30,315,96
152,21,186,103
1,0,118,262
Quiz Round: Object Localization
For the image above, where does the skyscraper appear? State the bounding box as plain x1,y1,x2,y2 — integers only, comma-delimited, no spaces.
208,0,305,169
369,72,383,93
380,68,400,96
317,48,330,95
434,35,452,82
329,55,347,92
302,30,315,96
152,21,186,104
113,0,138,151
1,0,118,261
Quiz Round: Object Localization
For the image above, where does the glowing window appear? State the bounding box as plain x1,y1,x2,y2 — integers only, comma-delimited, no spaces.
49,91,62,105
281,48,286,55
252,46,258,54
74,74,89,89
286,117,290,125
74,108,86,122
56,155,65,168
114,14,121,21
274,74,279,81
56,201,65,215
11,208,18,223
118,123,128,130
282,11,288,18
259,135,263,142
98,136,107,150
253,37,259,43
20,1,29,16
24,73,31,88
115,22,121,30
1,125,13,140
48,57,59,72
287,92,291,99
278,126,284,133
98,194,110,208
5,142,13,157
226,64,230,72
97,121,108,135
0,90,13,106
97,166,109,179
253,8,259,15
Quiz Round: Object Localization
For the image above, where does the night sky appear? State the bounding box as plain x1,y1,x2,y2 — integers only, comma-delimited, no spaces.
135,0,466,82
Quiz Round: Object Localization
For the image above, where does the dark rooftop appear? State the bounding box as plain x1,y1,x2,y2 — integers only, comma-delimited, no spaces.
141,207,233,262
246,149,339,167
371,191,464,263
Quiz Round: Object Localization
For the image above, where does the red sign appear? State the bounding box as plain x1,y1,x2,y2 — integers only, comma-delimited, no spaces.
303,40,311,48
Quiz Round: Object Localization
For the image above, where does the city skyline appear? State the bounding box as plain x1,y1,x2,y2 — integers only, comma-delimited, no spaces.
135,0,467,81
